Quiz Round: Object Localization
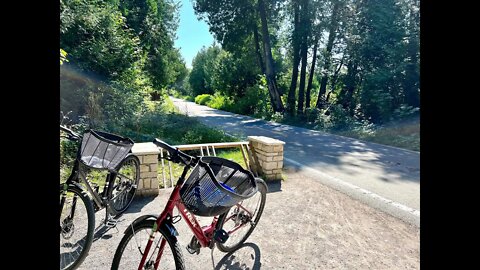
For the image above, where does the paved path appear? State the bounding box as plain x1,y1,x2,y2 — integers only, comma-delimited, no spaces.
78,168,419,269
170,97,420,225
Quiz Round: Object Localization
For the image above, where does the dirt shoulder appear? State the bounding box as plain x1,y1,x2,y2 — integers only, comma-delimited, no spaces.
78,166,420,269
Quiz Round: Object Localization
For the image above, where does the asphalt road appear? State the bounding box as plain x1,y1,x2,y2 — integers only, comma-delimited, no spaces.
170,97,420,226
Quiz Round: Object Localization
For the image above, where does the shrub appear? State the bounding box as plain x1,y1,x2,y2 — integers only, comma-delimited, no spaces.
391,105,420,121
314,104,358,131
232,84,270,117
195,94,213,105
270,112,284,122
206,93,233,110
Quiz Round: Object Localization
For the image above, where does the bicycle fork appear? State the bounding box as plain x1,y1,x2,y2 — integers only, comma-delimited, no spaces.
137,222,166,270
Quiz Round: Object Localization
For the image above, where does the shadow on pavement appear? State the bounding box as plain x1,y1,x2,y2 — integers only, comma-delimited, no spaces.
176,98,420,184
214,243,262,270
91,194,157,242
123,195,157,214
265,180,282,193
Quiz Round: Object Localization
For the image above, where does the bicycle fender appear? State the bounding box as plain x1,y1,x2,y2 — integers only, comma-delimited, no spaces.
66,182,85,193
124,214,158,234
124,214,179,237
163,222,179,237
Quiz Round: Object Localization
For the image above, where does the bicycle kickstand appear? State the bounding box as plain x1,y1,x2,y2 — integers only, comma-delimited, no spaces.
210,244,216,270
104,205,119,233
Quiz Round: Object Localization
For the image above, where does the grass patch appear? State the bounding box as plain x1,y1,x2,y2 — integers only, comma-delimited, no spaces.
277,114,420,152
334,117,420,151
61,97,252,191
217,149,247,168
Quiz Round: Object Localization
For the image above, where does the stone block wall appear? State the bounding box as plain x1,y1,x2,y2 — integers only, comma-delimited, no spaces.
248,136,285,181
131,142,160,196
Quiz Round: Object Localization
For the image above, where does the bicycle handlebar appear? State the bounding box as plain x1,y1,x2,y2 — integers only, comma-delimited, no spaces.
153,138,195,166
60,125,81,141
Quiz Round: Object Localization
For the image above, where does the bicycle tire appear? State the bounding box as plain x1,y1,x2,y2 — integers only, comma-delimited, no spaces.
60,185,95,270
108,154,140,217
216,178,267,253
111,219,185,270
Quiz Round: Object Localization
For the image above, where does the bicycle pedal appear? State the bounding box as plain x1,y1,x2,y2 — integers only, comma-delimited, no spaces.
105,219,118,228
186,236,201,255
186,244,200,255
214,229,229,244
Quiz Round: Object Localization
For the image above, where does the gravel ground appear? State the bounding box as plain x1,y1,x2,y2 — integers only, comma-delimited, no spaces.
74,165,420,269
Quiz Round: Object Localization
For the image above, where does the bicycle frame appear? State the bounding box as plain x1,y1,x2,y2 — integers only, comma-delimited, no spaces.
60,157,127,223
133,141,259,270
137,164,223,270
62,159,110,210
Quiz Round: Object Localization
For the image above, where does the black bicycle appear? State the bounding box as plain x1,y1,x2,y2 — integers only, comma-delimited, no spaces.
59,125,140,270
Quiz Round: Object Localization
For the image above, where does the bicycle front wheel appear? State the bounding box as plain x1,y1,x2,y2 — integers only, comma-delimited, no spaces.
108,154,140,217
216,178,267,252
60,185,95,270
111,219,185,270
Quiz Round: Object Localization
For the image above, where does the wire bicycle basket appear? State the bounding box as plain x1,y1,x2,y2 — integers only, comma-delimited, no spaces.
180,156,258,217
78,130,134,171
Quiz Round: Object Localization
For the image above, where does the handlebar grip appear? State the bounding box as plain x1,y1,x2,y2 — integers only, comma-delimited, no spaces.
153,138,193,165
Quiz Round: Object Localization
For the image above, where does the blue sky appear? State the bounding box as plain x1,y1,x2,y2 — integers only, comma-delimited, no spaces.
174,0,215,69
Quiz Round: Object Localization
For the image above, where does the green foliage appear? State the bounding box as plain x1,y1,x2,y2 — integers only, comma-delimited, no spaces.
60,0,141,81
169,89,195,102
270,112,284,122
217,149,247,169
60,65,145,128
206,93,233,110
189,45,221,96
60,138,78,166
347,0,410,123
60,0,186,103
194,94,213,105
211,49,261,98
314,104,358,131
391,105,419,121
193,0,257,53
60,49,68,65
102,98,236,145
233,84,270,117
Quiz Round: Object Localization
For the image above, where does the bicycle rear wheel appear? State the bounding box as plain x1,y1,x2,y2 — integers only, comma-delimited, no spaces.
216,178,267,252
111,219,185,270
60,185,95,270
108,155,140,217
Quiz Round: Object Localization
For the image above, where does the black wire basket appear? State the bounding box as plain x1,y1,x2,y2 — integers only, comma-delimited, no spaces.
180,156,258,217
78,130,134,171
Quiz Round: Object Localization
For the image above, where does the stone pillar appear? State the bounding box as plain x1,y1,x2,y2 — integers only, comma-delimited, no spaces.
248,136,285,181
131,142,160,196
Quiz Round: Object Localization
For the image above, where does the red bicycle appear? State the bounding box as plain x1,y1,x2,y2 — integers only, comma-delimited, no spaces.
111,138,267,270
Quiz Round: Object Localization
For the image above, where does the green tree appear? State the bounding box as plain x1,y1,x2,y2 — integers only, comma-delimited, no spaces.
194,0,285,112
315,0,344,109
402,0,420,108
188,45,221,96
356,0,408,123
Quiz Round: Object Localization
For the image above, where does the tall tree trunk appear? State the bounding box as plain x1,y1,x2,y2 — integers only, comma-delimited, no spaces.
253,23,266,74
286,0,300,115
297,0,309,115
306,35,319,109
258,0,284,112
315,0,341,109
329,54,345,96
338,60,358,115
